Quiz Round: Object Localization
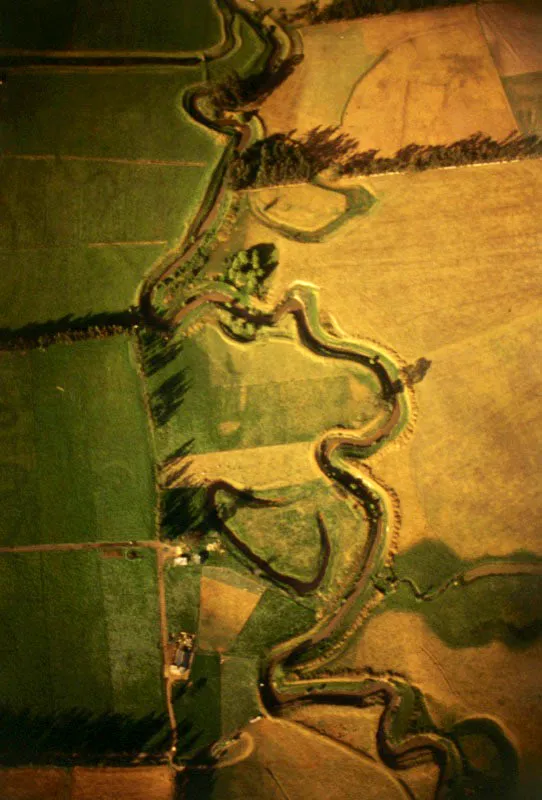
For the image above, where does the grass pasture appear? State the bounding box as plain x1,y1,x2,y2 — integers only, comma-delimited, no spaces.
0,548,167,760
260,5,517,154
0,0,223,52
0,68,224,328
0,335,156,546
148,321,384,462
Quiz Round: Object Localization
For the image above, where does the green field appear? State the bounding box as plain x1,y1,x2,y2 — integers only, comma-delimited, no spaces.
219,479,368,594
0,548,167,760
208,15,270,81
0,335,156,546
174,652,221,757
147,323,383,461
0,68,224,328
165,564,202,637
0,0,222,52
232,589,316,656
221,656,260,735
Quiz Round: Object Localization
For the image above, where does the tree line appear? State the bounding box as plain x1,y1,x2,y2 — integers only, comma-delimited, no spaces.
280,0,470,25
227,127,542,189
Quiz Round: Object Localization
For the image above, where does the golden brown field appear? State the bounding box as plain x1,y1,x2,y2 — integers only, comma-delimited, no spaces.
336,611,542,790
478,2,542,77
71,767,173,800
208,716,410,799
240,159,542,556
260,5,517,153
0,768,68,800
198,574,263,652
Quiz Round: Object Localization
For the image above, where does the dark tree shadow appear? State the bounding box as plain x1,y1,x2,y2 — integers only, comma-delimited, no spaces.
139,329,185,377
150,369,191,427
0,706,170,765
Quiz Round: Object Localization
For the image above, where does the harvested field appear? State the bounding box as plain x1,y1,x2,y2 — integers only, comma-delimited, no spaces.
334,611,542,793
281,702,440,797
0,336,156,546
71,766,173,800
0,0,222,52
478,2,542,77
177,441,317,491
240,160,542,562
260,5,517,154
198,574,263,652
0,767,68,800
197,716,410,799
281,702,382,758
0,68,224,328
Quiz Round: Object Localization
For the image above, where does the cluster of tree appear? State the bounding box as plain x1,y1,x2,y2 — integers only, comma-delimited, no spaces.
280,0,470,24
227,132,317,189
208,57,303,113
337,131,542,176
223,243,278,301
228,128,542,189
219,243,277,340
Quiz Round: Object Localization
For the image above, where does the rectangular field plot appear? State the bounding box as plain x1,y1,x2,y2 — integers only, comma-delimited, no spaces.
0,0,222,52
0,69,224,328
0,335,156,546
0,548,168,762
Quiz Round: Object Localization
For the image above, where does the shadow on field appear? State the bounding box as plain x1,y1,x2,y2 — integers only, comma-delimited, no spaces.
139,329,185,377
0,705,170,765
159,439,212,541
150,368,191,427
174,768,217,799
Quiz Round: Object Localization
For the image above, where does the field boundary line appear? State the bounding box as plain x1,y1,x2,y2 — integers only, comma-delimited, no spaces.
1,153,206,167
0,540,169,553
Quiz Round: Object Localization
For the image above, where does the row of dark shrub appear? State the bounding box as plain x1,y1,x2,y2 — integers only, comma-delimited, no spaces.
227,129,542,189
281,0,470,25
337,132,542,176
0,324,136,352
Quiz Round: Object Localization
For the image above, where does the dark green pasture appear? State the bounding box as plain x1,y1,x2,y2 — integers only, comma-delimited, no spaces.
0,548,168,760
0,0,222,52
0,336,156,546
